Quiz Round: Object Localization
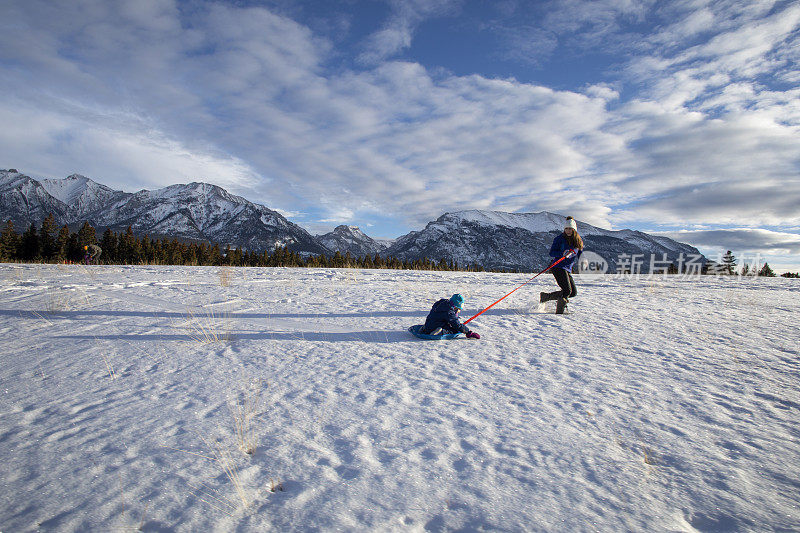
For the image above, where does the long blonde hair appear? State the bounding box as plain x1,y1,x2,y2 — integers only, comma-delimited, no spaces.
564,216,584,250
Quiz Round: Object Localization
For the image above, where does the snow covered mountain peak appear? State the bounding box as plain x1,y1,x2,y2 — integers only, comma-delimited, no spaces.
89,181,324,253
143,182,258,215
41,174,109,205
317,224,387,257
0,169,23,184
39,174,126,221
0,170,71,227
0,169,36,190
333,225,368,237
441,210,594,235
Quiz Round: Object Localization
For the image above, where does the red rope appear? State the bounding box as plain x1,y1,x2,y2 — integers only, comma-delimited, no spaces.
463,252,572,325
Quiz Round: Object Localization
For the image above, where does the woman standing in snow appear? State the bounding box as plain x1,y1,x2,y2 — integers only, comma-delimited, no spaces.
540,216,583,314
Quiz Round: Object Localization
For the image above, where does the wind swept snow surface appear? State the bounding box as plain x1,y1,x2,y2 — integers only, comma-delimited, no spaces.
0,265,799,531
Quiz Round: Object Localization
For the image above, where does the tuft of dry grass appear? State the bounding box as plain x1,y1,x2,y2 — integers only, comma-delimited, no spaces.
164,436,253,515
202,436,251,509
43,286,74,313
78,263,99,281
100,352,118,380
180,306,232,344
218,267,233,287
270,479,284,492
641,445,658,466
39,276,90,314
2,267,24,284
100,348,118,380
230,379,266,456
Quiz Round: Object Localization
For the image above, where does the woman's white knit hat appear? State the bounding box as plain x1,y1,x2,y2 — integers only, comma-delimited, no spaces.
565,217,578,230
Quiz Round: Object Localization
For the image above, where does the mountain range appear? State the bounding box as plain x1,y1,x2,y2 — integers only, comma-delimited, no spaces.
1,169,704,271
1,170,326,254
383,210,704,272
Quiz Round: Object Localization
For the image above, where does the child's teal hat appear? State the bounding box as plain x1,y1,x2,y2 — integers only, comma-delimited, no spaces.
450,293,464,309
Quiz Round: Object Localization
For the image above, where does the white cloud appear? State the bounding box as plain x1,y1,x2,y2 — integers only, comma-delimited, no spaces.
585,84,620,101
541,0,651,38
0,98,262,193
492,24,558,67
656,228,800,255
272,208,304,219
628,2,800,112
359,26,414,66
599,96,800,228
320,209,356,224
358,0,461,64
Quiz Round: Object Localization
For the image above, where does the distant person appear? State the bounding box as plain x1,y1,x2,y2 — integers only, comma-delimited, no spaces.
540,217,584,314
421,294,480,338
84,244,102,265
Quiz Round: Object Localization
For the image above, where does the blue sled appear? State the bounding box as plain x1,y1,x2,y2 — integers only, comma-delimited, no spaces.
408,324,463,340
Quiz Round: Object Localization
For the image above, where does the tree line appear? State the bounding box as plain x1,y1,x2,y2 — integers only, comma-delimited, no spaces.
0,217,489,272
711,250,788,278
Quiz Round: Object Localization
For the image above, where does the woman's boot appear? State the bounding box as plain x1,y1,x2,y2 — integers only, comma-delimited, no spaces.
540,291,561,303
556,297,569,314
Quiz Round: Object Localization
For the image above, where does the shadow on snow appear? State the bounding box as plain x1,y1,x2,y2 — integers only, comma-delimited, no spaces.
53,330,439,343
4,308,527,320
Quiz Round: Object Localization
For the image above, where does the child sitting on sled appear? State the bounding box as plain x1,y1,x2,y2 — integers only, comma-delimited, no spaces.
421,294,480,339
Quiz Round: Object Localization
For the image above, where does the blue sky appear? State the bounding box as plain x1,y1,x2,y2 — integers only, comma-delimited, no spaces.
1,0,799,270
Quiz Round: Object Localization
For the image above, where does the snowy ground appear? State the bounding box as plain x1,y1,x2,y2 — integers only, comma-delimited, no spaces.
0,264,799,532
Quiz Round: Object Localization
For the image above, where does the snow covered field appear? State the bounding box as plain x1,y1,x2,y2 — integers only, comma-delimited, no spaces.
1,264,798,532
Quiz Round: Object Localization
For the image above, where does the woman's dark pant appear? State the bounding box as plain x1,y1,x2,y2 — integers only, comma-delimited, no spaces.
552,268,577,299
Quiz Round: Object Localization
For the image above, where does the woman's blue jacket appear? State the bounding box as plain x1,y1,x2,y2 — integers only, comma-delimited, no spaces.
549,233,583,272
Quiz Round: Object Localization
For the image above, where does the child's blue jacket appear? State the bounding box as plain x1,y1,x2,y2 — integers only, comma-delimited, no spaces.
422,299,469,335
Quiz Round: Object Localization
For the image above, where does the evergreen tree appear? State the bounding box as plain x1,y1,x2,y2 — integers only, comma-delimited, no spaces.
40,214,58,260
19,223,40,261
721,250,737,275
101,229,118,264
151,239,164,264
196,242,211,265
290,251,302,266
76,221,97,248
167,239,181,265
66,232,81,262
127,234,143,264
209,243,221,265
119,226,139,264
140,235,153,264
55,225,71,261
758,263,776,277
0,220,19,261
231,247,243,266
